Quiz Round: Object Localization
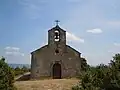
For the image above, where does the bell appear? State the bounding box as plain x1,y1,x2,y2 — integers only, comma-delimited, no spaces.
55,32,59,39
55,36,59,39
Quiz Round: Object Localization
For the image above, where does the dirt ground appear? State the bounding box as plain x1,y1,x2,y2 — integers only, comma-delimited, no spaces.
14,79,79,90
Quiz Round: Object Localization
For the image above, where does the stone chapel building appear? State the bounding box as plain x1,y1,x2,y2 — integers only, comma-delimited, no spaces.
31,24,82,79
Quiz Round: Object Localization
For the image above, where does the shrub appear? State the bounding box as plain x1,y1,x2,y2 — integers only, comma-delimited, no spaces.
72,54,120,90
0,57,16,90
14,66,30,76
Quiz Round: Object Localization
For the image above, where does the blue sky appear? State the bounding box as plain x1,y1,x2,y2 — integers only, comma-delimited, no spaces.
0,0,120,65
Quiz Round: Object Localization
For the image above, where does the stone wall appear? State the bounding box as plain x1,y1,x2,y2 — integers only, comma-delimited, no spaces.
31,25,82,79
31,44,81,79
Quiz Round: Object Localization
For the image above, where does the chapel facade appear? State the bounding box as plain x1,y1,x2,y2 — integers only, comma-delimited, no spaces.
31,24,82,79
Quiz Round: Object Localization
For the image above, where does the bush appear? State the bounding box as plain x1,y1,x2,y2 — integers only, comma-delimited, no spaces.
72,54,120,90
14,66,30,76
0,57,16,90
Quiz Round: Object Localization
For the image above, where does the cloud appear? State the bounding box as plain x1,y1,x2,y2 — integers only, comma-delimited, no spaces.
5,52,25,56
114,43,120,47
5,46,24,56
66,32,84,43
107,21,120,27
108,43,120,56
5,47,20,51
87,28,103,34
40,31,84,47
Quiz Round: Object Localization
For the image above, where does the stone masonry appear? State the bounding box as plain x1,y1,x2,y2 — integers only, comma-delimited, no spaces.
31,25,82,79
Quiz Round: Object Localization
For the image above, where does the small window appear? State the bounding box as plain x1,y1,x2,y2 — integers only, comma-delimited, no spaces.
55,49,59,53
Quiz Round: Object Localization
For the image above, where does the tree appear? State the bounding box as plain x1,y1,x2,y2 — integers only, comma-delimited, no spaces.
14,66,24,76
22,66,29,72
0,57,16,90
72,53,120,90
81,58,88,71
14,65,30,76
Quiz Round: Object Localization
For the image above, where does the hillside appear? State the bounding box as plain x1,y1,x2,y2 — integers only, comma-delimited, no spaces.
14,79,79,90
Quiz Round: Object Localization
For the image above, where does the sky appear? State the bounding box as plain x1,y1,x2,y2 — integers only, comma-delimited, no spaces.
0,0,120,66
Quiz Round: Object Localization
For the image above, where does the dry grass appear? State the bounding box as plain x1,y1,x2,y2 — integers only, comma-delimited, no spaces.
14,79,79,90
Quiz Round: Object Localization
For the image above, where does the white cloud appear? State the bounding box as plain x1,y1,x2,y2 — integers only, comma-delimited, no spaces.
5,52,25,56
5,46,24,56
39,31,84,48
114,43,120,47
5,47,20,51
66,32,84,43
108,43,120,56
87,28,103,34
107,21,120,27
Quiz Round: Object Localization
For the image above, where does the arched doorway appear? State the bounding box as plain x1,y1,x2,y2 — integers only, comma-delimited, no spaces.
52,63,61,79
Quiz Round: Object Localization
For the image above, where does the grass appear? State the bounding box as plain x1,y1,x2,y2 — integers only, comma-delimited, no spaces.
14,78,79,90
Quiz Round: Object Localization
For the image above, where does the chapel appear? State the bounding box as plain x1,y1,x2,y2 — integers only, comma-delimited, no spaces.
31,22,82,79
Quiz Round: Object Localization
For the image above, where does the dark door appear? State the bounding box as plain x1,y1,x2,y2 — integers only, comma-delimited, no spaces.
53,63,61,79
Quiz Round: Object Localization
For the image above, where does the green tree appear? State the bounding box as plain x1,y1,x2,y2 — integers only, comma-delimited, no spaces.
14,66,24,76
21,66,29,72
0,57,16,90
81,58,88,71
14,65,30,76
76,58,89,79
72,53,120,90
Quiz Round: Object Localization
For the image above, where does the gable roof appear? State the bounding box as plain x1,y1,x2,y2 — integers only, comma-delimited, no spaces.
48,25,66,32
66,45,81,54
31,45,48,54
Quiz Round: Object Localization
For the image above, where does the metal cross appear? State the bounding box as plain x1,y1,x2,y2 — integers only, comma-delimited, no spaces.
55,20,60,25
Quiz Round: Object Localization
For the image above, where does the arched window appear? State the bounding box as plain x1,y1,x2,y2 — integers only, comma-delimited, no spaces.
54,30,60,41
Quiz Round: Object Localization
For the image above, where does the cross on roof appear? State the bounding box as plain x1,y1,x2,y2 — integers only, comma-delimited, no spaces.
55,20,60,26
